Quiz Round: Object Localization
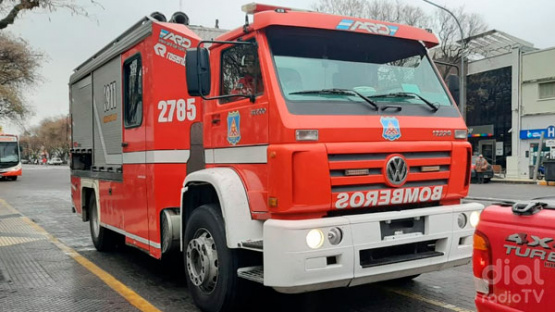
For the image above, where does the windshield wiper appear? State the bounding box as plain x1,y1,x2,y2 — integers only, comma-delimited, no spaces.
369,92,439,112
290,88,379,111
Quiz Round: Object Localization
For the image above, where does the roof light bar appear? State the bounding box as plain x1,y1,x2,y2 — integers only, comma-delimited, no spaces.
241,2,307,14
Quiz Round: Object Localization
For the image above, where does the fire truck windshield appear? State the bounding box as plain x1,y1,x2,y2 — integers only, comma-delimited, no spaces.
267,26,459,117
0,142,19,164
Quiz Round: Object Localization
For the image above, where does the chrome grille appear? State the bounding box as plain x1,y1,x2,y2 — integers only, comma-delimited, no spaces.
328,149,451,192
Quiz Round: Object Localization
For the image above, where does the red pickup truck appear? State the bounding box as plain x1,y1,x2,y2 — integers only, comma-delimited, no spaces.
473,199,555,311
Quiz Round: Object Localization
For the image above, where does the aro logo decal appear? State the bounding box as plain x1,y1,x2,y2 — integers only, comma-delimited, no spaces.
336,19,399,36
159,29,191,49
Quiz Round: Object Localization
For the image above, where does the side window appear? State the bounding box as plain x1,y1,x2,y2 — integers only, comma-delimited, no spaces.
123,55,143,128
220,43,263,104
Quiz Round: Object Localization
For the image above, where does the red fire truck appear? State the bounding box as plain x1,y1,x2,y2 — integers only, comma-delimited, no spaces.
70,3,482,311
0,134,22,181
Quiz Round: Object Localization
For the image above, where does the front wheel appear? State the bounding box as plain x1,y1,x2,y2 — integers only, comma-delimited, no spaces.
184,204,244,312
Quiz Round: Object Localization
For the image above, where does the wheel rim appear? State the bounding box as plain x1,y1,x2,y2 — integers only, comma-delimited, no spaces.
91,204,100,238
186,228,218,293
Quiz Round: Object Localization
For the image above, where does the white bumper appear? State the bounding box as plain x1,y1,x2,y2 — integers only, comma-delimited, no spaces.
263,202,483,293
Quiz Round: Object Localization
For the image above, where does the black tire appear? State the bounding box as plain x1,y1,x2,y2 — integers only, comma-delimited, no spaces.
10,176,17,181
483,178,491,183
184,204,244,312
89,194,119,251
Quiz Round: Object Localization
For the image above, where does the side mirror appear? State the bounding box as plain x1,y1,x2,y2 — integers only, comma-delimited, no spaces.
446,74,459,103
186,48,211,96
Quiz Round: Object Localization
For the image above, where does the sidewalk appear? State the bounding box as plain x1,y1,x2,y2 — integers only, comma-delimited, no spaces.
0,198,147,312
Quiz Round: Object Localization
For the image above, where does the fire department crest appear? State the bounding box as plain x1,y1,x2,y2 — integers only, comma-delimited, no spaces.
380,116,401,141
227,111,241,145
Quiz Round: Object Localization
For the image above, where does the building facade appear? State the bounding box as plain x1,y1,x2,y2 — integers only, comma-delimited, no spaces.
465,32,555,178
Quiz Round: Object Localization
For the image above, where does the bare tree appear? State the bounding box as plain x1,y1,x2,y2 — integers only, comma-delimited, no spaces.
312,0,430,28
311,0,489,78
0,0,96,30
432,7,488,78
0,33,41,121
312,0,368,18
19,115,70,160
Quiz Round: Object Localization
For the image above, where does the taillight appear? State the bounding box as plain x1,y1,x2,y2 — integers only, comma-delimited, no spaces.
473,230,492,294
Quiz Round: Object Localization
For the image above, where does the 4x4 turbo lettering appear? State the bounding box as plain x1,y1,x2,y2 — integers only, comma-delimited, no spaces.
505,233,555,262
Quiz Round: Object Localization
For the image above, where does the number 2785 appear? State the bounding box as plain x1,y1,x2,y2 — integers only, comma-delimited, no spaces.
158,99,196,123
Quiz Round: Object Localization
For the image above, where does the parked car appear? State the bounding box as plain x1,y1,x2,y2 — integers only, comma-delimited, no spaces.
20,159,30,164
48,157,63,165
473,199,555,311
470,155,494,183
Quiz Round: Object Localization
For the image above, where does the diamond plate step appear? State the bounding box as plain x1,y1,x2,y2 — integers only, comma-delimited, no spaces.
239,240,263,251
237,266,264,284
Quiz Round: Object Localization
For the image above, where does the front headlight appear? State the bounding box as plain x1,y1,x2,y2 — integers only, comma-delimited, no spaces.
470,211,481,228
306,229,325,249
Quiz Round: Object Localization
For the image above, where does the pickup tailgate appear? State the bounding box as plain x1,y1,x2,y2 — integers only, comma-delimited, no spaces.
474,203,555,311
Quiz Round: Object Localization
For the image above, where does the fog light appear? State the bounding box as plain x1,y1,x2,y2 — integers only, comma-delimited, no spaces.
306,229,324,249
470,211,480,228
457,213,467,228
328,227,343,245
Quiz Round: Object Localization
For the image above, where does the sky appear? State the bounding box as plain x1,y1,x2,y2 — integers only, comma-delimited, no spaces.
2,0,555,134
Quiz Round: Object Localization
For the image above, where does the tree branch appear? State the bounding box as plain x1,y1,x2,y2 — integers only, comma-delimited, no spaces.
0,0,41,30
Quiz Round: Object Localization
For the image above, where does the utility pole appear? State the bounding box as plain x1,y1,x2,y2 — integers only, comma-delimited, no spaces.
422,0,466,121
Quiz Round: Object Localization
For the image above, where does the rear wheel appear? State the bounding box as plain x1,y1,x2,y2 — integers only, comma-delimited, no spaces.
184,204,245,312
89,194,119,251
10,176,17,181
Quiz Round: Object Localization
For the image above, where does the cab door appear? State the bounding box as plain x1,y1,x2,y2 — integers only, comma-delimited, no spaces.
205,40,269,153
121,53,149,249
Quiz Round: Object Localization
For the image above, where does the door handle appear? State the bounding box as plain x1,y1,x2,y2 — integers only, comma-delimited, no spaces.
211,114,221,125
121,142,129,147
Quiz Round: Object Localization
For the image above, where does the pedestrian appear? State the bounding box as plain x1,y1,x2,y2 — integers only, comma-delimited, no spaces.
475,154,489,184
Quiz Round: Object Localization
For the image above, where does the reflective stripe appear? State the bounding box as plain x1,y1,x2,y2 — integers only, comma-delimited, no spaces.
101,223,161,249
205,145,268,164
122,150,191,164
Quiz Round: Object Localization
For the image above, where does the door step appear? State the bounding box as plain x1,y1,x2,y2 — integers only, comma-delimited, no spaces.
239,240,263,251
237,266,264,284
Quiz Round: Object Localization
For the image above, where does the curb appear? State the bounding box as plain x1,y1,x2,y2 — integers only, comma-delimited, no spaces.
537,180,555,186
489,179,537,185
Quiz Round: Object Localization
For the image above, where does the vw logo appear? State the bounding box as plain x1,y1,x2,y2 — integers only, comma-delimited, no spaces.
386,156,408,186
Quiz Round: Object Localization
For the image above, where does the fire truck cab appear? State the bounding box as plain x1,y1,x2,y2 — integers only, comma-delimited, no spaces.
70,4,482,311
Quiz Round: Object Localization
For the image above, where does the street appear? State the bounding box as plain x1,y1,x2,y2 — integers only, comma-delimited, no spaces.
1,165,552,312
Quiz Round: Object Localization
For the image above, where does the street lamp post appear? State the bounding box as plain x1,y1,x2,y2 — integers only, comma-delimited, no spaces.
422,0,466,121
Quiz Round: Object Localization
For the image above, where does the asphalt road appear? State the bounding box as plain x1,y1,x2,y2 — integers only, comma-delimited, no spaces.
1,165,553,312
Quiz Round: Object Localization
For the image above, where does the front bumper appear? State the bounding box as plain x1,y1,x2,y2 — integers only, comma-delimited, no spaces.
263,202,483,293
0,167,22,177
